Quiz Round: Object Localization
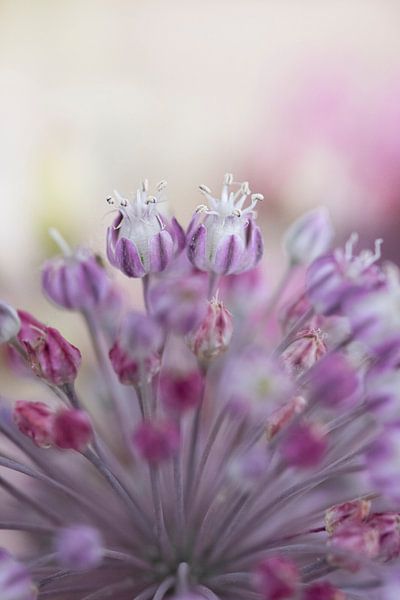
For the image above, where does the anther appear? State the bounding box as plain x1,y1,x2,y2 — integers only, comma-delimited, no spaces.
241,181,251,195
195,204,209,214
142,179,149,192
106,196,114,205
232,209,242,217
224,173,234,185
251,193,264,202
199,185,212,195
156,180,168,192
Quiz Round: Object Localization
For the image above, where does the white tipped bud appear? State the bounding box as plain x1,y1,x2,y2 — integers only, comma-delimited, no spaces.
187,298,233,363
0,301,21,344
283,207,334,266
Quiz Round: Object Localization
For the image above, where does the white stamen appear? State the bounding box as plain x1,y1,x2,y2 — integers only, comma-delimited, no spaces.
224,173,234,185
142,179,149,192
106,196,114,205
345,232,359,261
195,204,209,214
232,209,242,217
251,193,264,202
156,180,168,192
240,181,251,195
48,228,72,258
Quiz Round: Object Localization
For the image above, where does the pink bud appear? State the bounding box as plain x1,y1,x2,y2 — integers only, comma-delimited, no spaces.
52,409,93,452
266,396,307,441
160,369,203,413
13,401,54,448
280,421,327,469
132,420,180,464
368,512,400,561
187,298,233,362
281,328,327,376
109,341,160,386
253,555,300,600
328,522,380,571
325,499,371,535
17,311,81,386
302,582,346,600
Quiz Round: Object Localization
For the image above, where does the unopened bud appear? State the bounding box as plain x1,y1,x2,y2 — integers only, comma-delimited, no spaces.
266,396,307,441
283,207,333,266
325,499,371,535
132,420,180,464
14,401,54,448
281,328,326,376
52,409,93,452
187,297,233,363
55,525,103,571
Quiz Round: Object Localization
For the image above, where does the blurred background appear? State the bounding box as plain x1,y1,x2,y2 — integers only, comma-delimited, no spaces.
1,0,400,309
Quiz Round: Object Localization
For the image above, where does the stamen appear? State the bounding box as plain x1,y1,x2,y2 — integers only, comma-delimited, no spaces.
345,232,359,261
145,196,157,205
195,204,209,214
142,179,149,192
156,180,168,192
106,196,114,205
48,228,72,258
224,173,234,185
251,193,264,203
232,209,242,217
240,181,251,195
199,184,212,195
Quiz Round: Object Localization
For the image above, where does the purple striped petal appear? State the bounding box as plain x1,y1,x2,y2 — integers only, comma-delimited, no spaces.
149,231,174,272
170,217,186,252
214,234,244,275
242,220,264,271
187,225,208,271
114,238,146,278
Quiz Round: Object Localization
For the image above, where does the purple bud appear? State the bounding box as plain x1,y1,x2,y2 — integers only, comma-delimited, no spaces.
13,401,54,449
283,207,333,265
52,409,93,452
118,311,163,359
187,298,233,363
280,421,327,469
325,499,371,535
0,301,20,344
367,513,400,561
160,369,203,414
55,525,103,571
149,276,207,335
17,311,81,386
106,183,183,278
302,582,346,600
253,555,299,600
308,353,359,409
187,175,264,275
266,396,307,441
0,549,37,599
42,248,112,311
133,420,180,464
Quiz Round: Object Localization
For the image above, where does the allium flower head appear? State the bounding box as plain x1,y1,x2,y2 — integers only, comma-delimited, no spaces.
0,174,400,599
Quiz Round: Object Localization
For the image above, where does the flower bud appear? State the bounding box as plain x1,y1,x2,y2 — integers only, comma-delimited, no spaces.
132,420,180,464
17,311,81,386
109,341,160,386
328,522,380,571
253,555,299,600
42,246,112,311
280,421,327,469
52,409,93,452
325,499,371,535
118,311,163,359
368,513,400,561
0,549,37,600
187,297,233,363
55,525,103,571
0,301,20,344
281,328,326,376
283,207,333,266
13,401,54,448
266,396,307,441
302,582,346,600
149,276,207,335
160,369,203,414
106,183,184,278
187,174,264,275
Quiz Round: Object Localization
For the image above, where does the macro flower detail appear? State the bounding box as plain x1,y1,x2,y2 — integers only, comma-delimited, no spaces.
187,173,264,275
0,175,400,599
106,180,185,278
